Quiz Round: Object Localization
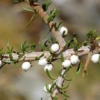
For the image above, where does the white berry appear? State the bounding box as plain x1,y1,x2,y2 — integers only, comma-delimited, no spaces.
44,64,53,71
60,26,68,36
70,55,80,64
91,54,99,63
38,58,47,66
43,84,52,93
22,62,31,71
62,60,71,68
51,43,60,53
0,60,2,67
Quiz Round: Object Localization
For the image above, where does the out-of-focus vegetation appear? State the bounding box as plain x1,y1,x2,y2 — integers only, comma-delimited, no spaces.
0,0,100,100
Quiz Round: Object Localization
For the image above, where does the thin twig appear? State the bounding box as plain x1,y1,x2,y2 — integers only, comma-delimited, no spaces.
82,51,92,77
49,68,66,100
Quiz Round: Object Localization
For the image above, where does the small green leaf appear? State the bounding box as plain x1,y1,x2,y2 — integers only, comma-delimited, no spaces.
73,37,78,51
63,77,72,81
66,39,73,47
3,60,13,64
9,52,13,60
44,40,50,47
48,9,59,23
38,53,44,59
49,82,56,92
39,42,45,51
6,40,15,62
50,37,57,43
42,31,50,39
76,63,82,75
16,53,24,63
59,90,70,98
26,14,36,27
74,37,77,45
42,0,52,11
7,39,10,50
23,7,35,12
83,40,88,46
54,21,62,31
35,57,39,60
30,44,36,51
21,41,29,53
87,29,98,39
62,31,67,38
63,67,70,76
60,54,64,62
46,84,51,92
56,84,70,90
46,69,55,80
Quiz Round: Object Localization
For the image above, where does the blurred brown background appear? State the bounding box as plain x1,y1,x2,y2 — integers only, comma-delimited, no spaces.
0,0,100,100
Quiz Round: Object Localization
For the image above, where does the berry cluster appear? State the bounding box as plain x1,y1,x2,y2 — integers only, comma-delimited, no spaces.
21,53,100,72
38,58,53,71
62,55,80,68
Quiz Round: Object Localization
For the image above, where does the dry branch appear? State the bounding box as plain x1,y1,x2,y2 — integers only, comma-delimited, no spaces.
2,45,100,63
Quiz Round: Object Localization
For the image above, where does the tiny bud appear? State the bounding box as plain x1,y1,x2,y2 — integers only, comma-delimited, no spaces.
44,64,53,71
62,59,71,68
43,84,52,93
38,58,47,66
60,26,68,36
70,55,80,64
91,54,99,63
51,43,60,53
22,62,31,71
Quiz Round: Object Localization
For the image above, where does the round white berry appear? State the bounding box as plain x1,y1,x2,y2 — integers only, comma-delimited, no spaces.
43,84,52,93
38,58,47,66
60,26,68,36
0,60,2,67
22,62,31,71
70,55,80,64
62,60,71,68
44,64,53,71
91,54,99,63
51,43,60,53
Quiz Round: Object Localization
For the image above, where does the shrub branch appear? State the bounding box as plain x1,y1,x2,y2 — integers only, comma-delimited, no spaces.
25,0,66,51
